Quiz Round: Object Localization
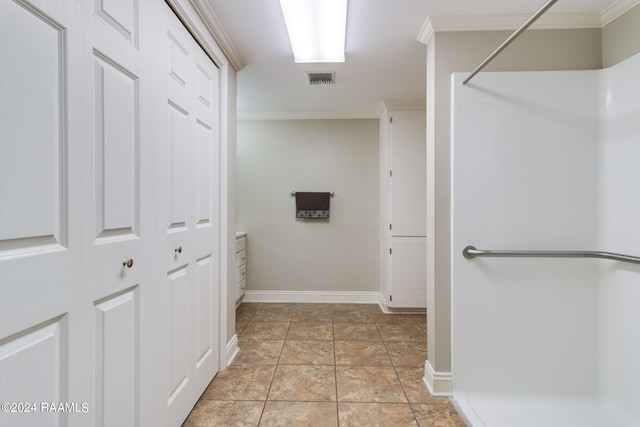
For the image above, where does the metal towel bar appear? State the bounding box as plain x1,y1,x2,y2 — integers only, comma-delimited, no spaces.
463,245,640,265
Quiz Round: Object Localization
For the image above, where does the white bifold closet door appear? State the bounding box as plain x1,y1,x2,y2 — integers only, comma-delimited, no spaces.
0,0,220,426
151,4,220,426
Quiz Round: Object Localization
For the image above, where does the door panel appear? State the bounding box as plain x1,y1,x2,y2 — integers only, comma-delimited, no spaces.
94,0,138,45
195,120,213,225
0,317,65,427
167,101,190,229
93,52,139,240
195,255,214,367
0,0,65,251
167,265,190,405
94,288,138,427
168,32,189,88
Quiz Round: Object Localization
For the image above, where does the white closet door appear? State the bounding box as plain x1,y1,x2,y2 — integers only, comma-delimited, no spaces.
79,0,155,425
0,0,87,426
153,3,221,425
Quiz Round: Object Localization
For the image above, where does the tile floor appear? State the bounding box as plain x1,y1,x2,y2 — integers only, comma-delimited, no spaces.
183,303,465,427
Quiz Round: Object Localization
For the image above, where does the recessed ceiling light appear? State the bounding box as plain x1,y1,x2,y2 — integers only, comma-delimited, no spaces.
279,0,347,63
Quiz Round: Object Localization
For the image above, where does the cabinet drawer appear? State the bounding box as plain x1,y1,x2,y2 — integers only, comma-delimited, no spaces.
236,264,246,285
236,250,246,268
235,237,245,252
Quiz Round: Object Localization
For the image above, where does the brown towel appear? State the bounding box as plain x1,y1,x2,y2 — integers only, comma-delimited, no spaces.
295,192,331,219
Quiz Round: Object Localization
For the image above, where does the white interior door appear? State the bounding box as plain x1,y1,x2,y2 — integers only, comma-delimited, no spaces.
79,1,156,426
154,4,221,425
0,0,88,426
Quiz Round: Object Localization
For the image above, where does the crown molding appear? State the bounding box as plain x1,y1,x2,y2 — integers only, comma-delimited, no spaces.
166,0,228,67
188,0,245,71
418,0,640,43
601,0,640,26
382,98,426,112
237,112,380,120
421,12,600,37
417,17,434,44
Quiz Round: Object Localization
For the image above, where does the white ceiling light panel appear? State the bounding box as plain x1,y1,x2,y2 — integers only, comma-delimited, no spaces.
279,0,348,63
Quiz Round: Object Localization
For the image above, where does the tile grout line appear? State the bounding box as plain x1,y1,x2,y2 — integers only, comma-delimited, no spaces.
332,314,341,427
375,319,422,426
255,310,293,426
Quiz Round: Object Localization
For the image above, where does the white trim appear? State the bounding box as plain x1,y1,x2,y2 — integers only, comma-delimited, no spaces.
238,112,380,121
417,18,434,44
377,291,427,314
379,304,427,315
418,0,640,41
218,62,233,373
423,360,453,396
165,0,243,70
225,334,239,367
243,290,383,304
426,12,601,33
382,98,426,112
190,0,245,70
601,0,640,26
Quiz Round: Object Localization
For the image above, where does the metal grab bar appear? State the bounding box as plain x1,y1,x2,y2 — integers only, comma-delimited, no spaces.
462,0,558,85
463,245,640,265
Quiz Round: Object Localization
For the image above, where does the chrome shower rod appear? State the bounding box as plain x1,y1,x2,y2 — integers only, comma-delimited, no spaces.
462,0,559,85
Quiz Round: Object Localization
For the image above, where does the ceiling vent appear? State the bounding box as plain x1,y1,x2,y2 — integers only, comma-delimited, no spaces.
307,72,335,85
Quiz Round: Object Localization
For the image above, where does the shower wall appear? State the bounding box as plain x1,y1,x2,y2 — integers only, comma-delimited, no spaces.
598,53,640,422
451,70,600,396
451,52,640,425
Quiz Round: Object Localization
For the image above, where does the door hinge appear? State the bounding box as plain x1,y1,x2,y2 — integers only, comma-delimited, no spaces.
389,170,392,177
390,116,393,124
389,248,392,255
390,294,393,302
389,223,392,231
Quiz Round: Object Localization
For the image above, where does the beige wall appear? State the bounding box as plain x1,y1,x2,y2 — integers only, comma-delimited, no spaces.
426,28,603,374
237,119,379,294
602,4,640,67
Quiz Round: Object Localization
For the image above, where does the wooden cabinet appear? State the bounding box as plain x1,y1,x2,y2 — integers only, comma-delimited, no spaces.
379,101,427,309
236,233,247,304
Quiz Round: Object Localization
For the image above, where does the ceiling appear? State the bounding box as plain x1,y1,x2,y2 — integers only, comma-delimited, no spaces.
206,0,618,118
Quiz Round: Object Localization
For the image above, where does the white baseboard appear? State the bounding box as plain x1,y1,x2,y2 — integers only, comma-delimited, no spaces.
225,334,239,367
423,360,453,396
242,290,383,304
378,295,427,314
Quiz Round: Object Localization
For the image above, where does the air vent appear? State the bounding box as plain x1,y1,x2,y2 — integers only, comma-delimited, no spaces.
307,72,335,85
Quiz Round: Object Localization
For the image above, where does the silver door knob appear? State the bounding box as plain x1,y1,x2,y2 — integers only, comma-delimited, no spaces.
175,246,182,254
122,259,134,268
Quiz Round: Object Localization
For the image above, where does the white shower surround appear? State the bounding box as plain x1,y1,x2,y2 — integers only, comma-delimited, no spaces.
451,52,640,426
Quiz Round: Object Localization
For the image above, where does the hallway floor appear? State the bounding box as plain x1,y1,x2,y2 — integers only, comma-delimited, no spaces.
183,303,465,426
